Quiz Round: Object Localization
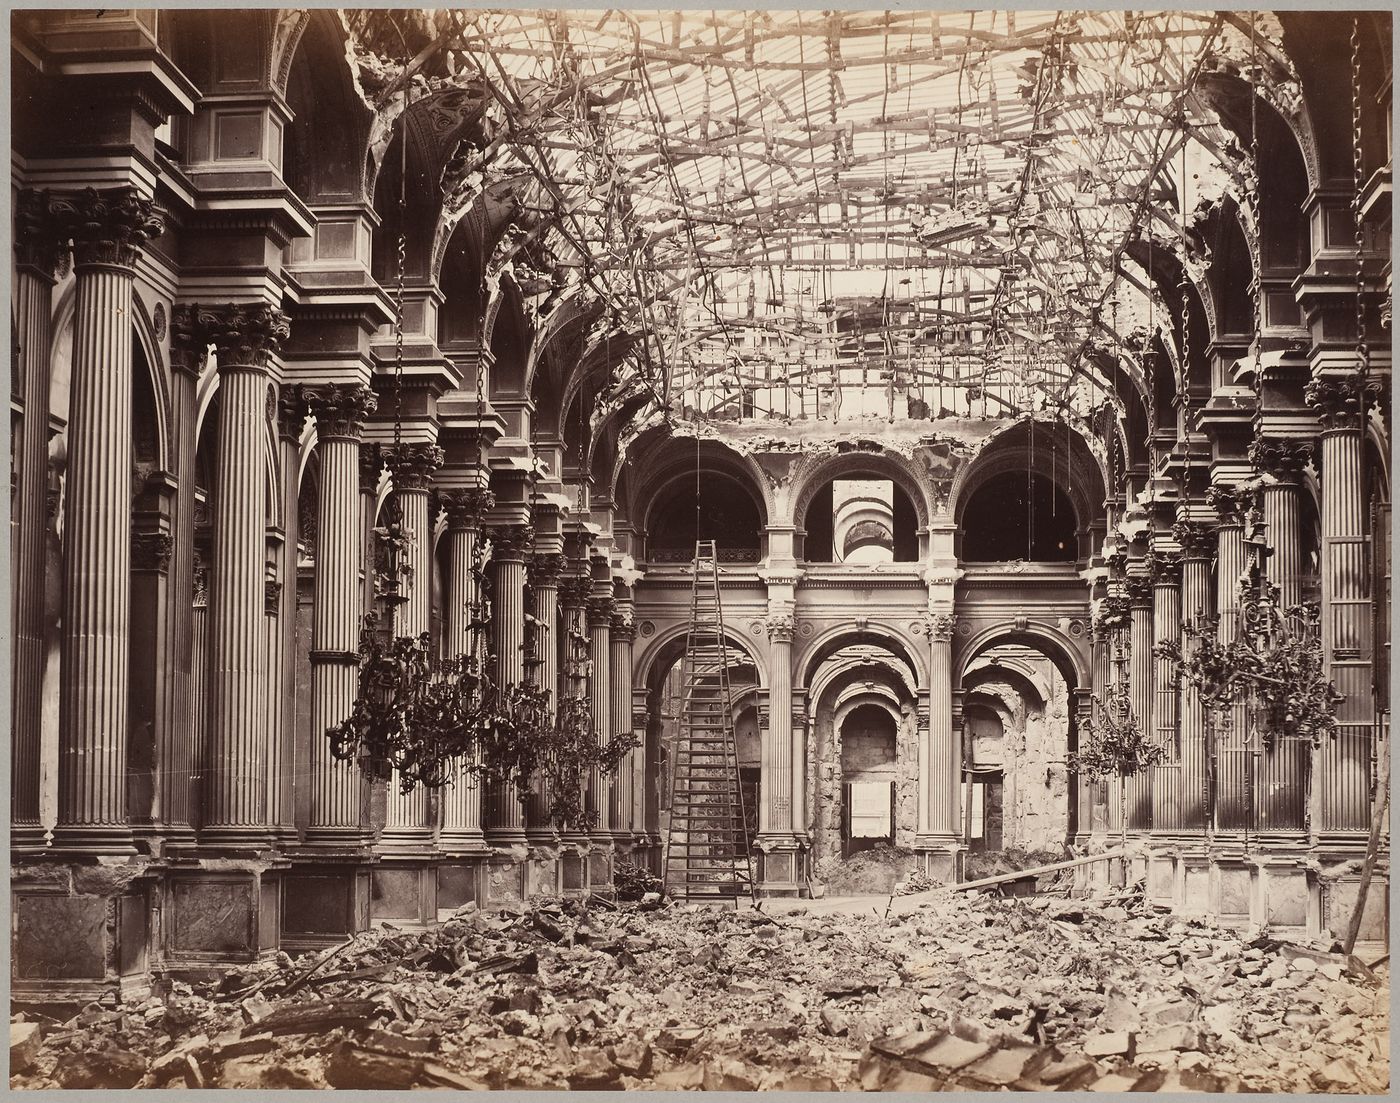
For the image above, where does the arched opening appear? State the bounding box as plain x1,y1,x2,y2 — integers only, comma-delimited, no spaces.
646,472,763,563
804,477,918,563
961,470,1077,562
839,702,898,856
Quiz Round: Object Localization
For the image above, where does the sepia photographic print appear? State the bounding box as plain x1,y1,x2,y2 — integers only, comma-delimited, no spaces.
8,6,1392,1093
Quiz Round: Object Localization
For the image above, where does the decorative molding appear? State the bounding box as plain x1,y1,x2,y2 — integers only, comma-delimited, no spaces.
47,186,163,271
441,487,495,530
385,441,445,490
130,531,172,573
304,383,376,442
14,188,62,279
359,443,384,495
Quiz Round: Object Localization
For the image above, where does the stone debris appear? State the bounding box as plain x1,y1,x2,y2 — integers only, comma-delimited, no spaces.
9,884,1389,1092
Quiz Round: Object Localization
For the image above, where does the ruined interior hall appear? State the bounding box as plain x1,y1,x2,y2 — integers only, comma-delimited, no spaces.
9,7,1392,1008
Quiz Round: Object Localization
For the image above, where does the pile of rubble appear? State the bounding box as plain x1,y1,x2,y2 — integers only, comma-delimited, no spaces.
11,885,1389,1092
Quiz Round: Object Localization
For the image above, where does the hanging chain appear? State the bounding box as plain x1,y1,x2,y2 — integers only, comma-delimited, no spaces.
1350,17,1370,418
1249,13,1264,406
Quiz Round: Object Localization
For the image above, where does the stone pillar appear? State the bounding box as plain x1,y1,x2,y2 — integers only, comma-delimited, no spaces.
1150,553,1183,832
484,524,531,849
556,568,595,891
1250,440,1312,831
50,187,163,855
11,190,60,855
164,312,205,849
198,304,288,850
437,488,494,862
303,384,378,847
756,607,800,891
379,442,443,857
271,386,305,843
1210,485,1250,831
1251,439,1312,609
525,552,566,841
918,612,960,879
1126,573,1155,830
587,587,615,882
1308,378,1375,833
609,596,636,852
1174,520,1215,831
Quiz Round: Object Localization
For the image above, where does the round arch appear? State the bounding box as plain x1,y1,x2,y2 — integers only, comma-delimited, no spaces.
790,447,933,536
954,621,1088,692
797,622,926,693
634,620,768,696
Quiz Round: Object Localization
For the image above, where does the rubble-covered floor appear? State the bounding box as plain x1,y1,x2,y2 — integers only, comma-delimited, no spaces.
11,885,1389,1092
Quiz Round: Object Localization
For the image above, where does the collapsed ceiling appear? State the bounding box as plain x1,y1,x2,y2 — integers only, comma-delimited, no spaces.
356,10,1300,424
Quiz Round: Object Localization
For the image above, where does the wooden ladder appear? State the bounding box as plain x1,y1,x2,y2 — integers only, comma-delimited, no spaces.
662,541,757,903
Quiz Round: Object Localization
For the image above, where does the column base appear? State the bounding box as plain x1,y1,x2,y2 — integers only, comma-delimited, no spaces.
913,837,965,883
48,824,137,859
482,835,529,904
11,857,157,1007
436,857,486,916
281,860,372,952
165,862,283,968
755,834,805,896
588,834,616,892
370,858,439,928
11,823,49,857
558,835,592,897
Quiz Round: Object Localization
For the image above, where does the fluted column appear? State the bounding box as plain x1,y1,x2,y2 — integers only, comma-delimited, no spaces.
523,552,565,838
197,304,288,850
270,386,305,842
1251,439,1311,609
438,488,494,853
304,384,378,847
50,187,163,855
609,597,636,840
762,608,796,835
1126,573,1155,830
1174,520,1215,831
1308,378,1375,832
557,570,594,846
920,612,959,842
587,589,615,838
485,524,531,845
380,442,444,854
1210,485,1251,830
11,190,61,854
1150,553,1183,832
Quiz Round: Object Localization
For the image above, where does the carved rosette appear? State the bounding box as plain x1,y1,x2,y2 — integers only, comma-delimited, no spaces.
487,523,532,561
1207,483,1254,526
47,186,164,271
765,611,796,643
441,487,495,531
1248,437,1312,481
587,594,616,629
195,302,290,372
14,188,62,279
359,443,384,495
386,441,445,490
1147,550,1182,585
527,552,568,589
1172,520,1217,560
169,304,209,379
131,531,173,573
304,383,376,442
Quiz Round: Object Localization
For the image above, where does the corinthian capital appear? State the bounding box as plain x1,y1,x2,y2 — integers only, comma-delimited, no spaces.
1305,375,1382,429
1207,483,1254,526
587,594,616,628
488,523,532,561
196,302,291,372
14,189,62,279
765,611,795,643
930,612,956,642
441,487,495,530
48,186,164,271
304,383,376,442
1172,520,1216,559
170,304,209,378
558,572,594,609
527,552,568,588
1248,437,1312,480
385,441,444,490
